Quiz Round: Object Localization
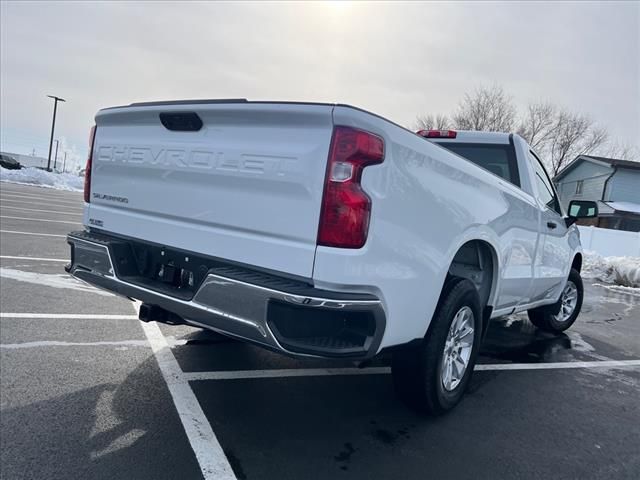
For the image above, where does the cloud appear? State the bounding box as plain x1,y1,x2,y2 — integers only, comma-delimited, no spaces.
1,1,638,159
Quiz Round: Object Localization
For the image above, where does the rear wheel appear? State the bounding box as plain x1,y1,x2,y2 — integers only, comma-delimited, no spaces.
392,279,482,415
528,268,583,333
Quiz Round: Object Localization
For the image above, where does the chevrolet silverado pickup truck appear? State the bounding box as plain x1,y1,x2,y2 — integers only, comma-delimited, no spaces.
66,100,598,414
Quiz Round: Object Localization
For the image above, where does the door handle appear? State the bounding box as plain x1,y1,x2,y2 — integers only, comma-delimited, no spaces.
547,221,558,230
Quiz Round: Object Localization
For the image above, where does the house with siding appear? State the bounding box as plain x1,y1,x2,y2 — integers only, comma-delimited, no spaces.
554,155,640,232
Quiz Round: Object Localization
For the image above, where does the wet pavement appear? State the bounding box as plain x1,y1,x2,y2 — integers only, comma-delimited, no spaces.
1,182,639,480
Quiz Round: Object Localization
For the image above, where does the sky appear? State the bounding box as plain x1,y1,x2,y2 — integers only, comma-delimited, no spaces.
1,1,638,171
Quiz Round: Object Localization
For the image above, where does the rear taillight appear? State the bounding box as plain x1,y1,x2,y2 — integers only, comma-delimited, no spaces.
84,125,96,203
417,129,457,138
317,126,384,249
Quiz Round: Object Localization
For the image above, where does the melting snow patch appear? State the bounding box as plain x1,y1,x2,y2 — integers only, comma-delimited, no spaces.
583,251,640,289
0,268,113,296
593,283,640,297
504,314,526,328
0,166,84,192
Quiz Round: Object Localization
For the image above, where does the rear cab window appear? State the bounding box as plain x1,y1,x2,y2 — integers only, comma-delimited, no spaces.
431,141,520,188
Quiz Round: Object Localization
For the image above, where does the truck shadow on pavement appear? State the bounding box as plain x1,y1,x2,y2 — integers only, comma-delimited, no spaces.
0,356,201,480
480,316,593,364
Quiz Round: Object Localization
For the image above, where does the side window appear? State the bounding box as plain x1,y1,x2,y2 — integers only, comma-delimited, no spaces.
529,151,562,215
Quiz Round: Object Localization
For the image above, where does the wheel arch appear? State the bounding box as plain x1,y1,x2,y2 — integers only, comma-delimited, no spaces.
440,236,501,336
571,252,583,273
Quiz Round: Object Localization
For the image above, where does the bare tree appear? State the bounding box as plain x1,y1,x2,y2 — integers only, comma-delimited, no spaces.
452,84,516,132
602,140,640,161
415,113,450,131
416,83,635,173
517,101,556,151
514,101,615,174
545,110,609,175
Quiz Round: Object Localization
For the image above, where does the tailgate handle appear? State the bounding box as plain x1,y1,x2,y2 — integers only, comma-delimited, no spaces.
159,112,203,132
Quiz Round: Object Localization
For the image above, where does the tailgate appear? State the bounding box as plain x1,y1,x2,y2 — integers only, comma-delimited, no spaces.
88,101,334,278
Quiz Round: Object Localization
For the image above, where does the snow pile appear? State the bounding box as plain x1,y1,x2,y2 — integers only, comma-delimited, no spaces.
0,166,84,192
582,251,640,288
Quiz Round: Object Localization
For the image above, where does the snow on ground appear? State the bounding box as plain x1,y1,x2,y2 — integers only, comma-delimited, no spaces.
592,283,640,297
0,166,84,192
583,251,640,289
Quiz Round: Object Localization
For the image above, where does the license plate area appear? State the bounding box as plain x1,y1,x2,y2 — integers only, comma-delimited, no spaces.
110,240,213,300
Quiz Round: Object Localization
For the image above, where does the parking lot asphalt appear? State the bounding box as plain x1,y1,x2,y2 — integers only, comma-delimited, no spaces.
1,181,639,480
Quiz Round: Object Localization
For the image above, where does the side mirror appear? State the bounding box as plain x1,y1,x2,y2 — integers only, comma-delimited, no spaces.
565,200,598,227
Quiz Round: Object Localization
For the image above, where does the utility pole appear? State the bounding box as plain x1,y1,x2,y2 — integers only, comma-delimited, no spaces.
46,95,65,171
53,140,59,172
62,152,67,173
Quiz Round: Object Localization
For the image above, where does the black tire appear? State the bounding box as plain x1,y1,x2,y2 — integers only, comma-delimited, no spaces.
391,279,482,415
528,268,583,333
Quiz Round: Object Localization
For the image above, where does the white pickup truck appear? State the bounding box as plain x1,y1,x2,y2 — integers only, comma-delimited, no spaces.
67,100,598,414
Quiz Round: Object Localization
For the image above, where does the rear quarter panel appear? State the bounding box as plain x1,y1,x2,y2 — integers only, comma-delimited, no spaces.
313,107,541,350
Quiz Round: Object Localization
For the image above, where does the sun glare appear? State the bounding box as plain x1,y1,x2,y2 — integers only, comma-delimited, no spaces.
325,1,352,13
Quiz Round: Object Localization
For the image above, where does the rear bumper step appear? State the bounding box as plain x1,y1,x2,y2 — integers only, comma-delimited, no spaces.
66,231,386,359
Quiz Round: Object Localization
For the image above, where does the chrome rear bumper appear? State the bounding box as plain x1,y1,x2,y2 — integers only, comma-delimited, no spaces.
66,231,385,359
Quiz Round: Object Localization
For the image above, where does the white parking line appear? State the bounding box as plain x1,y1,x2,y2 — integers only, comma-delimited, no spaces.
1,340,149,349
474,360,640,370
0,187,82,197
0,305,234,479
0,230,66,238
0,313,138,319
0,215,80,225
1,197,84,210
139,319,237,480
0,255,68,262
182,359,640,381
0,192,82,205
1,206,83,216
1,307,235,478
